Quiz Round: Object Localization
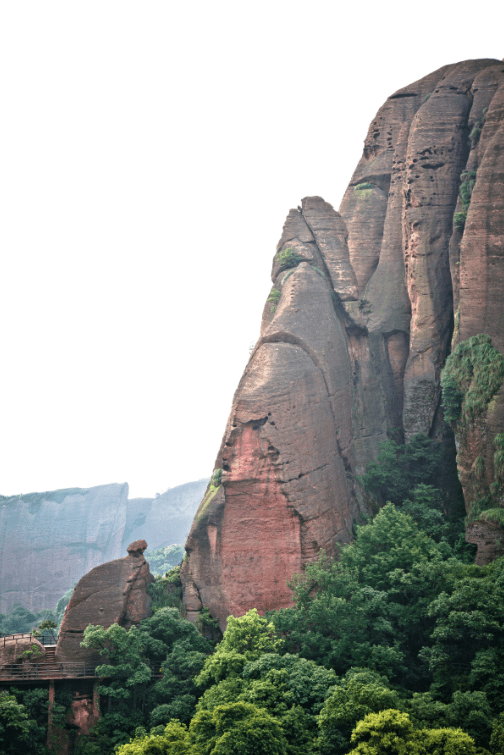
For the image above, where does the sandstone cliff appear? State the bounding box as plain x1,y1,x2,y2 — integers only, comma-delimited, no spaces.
182,58,504,625
0,478,208,614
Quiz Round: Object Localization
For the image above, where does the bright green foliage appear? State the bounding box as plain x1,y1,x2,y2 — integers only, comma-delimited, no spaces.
348,709,480,755
116,719,190,755
274,248,301,271
360,434,443,506
316,669,402,755
145,545,184,577
348,709,416,754
0,692,33,754
271,504,456,686
190,701,287,755
196,609,283,687
441,334,504,429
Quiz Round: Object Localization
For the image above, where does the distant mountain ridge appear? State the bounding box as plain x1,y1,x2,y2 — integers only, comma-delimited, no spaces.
0,478,208,614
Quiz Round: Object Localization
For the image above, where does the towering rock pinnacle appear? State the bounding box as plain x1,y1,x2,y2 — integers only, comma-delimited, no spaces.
183,59,504,625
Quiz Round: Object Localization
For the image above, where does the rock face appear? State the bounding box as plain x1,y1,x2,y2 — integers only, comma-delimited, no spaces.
56,540,153,662
182,59,504,626
0,478,208,614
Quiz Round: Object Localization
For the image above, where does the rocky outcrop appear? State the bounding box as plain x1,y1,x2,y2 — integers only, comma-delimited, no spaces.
56,540,153,662
0,636,45,667
182,59,504,625
0,479,208,614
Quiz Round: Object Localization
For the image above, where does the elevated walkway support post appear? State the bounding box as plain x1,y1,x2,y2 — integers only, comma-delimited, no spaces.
47,679,55,750
93,680,100,720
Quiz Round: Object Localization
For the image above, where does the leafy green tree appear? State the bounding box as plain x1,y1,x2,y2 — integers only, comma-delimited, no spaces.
196,652,336,755
115,719,190,755
196,609,283,687
408,690,493,750
0,692,33,754
348,709,481,755
360,435,444,506
271,504,457,686
8,687,49,755
423,556,504,713
190,701,287,755
82,623,152,703
316,669,402,755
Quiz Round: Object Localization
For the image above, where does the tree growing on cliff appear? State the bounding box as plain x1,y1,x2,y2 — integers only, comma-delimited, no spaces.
360,434,444,506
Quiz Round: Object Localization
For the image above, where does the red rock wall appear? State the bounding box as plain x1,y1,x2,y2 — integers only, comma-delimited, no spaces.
182,59,504,625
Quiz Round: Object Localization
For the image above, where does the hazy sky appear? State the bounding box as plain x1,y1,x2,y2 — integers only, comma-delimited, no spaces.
1,3,502,498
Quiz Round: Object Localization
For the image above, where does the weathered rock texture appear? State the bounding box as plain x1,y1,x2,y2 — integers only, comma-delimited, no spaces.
56,540,153,662
182,59,504,625
0,479,208,614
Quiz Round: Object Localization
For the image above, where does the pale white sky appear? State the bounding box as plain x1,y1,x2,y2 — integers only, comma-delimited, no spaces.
0,2,502,498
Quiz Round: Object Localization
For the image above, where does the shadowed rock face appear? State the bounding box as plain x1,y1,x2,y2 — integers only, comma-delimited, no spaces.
56,540,153,662
182,59,504,624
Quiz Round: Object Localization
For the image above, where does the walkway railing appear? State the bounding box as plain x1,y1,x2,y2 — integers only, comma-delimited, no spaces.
0,661,97,680
0,632,59,647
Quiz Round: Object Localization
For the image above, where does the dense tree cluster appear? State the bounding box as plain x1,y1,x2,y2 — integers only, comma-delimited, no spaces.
2,436,504,753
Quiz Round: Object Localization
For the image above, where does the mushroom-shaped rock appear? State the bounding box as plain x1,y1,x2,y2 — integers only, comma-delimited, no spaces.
55,541,154,662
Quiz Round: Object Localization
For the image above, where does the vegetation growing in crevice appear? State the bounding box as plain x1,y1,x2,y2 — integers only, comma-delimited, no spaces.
453,170,477,231
267,288,281,312
353,182,374,200
358,298,372,315
196,471,223,521
441,334,504,429
281,269,295,286
274,247,301,272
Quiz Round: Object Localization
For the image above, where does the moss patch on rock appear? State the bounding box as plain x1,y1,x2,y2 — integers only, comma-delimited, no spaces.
441,334,504,429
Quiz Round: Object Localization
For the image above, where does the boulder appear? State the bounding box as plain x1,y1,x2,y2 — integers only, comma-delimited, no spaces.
55,540,153,662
